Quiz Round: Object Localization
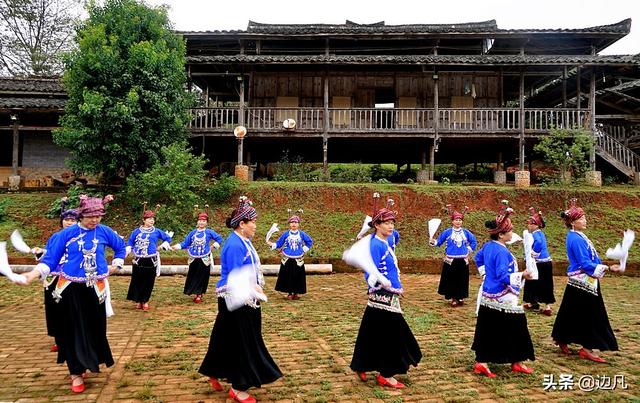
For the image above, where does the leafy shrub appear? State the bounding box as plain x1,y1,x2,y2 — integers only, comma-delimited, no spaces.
330,164,371,183
533,127,594,182
271,151,319,181
370,164,395,182
122,142,236,232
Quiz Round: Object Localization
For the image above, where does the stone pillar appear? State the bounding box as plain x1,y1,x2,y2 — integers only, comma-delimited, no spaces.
234,165,249,181
634,172,640,186
494,170,506,184
8,175,20,191
417,169,430,184
585,170,602,187
515,170,530,188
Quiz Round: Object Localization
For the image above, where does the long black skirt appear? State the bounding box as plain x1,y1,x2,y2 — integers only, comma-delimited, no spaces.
551,283,618,351
274,258,307,295
472,305,535,364
127,258,157,303
437,258,469,300
199,298,282,391
183,258,210,295
522,261,556,305
44,276,59,337
55,282,114,374
350,306,422,377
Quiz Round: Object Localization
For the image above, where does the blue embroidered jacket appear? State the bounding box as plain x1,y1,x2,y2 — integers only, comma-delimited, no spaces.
41,231,68,273
274,230,313,258
435,227,477,258
40,223,126,283
476,241,519,297
179,228,224,258
127,226,172,257
216,231,260,291
531,229,552,262
566,230,602,277
365,234,403,294
387,229,400,250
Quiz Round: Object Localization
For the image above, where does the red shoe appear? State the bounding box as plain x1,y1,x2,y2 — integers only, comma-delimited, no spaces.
70,375,85,393
376,374,405,388
194,295,203,303
458,299,464,306
473,362,496,378
286,294,294,300
355,371,366,382
579,348,606,363
541,308,552,316
142,303,150,311
292,294,300,300
450,300,458,307
556,342,572,355
209,377,223,391
229,388,256,403
511,363,533,374
51,344,58,352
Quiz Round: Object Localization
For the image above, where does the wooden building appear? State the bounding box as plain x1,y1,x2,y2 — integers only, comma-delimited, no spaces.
182,19,640,180
0,77,70,187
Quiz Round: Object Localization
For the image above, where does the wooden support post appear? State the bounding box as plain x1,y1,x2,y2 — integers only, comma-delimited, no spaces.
11,116,19,175
576,66,581,109
562,66,567,108
519,72,525,171
589,67,596,169
433,68,439,181
323,72,329,180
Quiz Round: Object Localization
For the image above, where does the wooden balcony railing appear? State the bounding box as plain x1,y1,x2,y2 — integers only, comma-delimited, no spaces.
189,107,590,134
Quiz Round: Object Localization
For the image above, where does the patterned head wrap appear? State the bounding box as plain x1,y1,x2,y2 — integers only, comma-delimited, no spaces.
526,207,546,228
488,200,514,235
447,204,468,221
78,194,113,217
60,197,79,221
230,196,257,228
561,198,585,227
369,193,397,227
287,208,303,223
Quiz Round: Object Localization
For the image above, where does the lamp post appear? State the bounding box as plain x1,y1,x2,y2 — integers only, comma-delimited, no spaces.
234,125,248,181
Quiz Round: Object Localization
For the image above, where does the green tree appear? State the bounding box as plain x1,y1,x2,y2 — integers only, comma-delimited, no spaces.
533,127,594,181
54,0,193,181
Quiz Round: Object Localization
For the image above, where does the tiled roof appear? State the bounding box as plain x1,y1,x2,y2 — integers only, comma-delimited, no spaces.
187,54,640,66
0,77,66,110
0,97,66,109
0,77,64,93
179,18,631,36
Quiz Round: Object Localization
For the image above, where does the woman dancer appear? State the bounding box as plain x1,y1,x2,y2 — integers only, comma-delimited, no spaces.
472,200,535,378
270,209,313,300
199,196,282,403
430,204,477,307
125,204,172,310
522,207,555,316
19,195,125,393
172,205,223,303
350,193,422,388
551,198,620,362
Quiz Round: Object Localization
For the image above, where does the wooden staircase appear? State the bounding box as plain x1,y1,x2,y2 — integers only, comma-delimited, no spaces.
594,127,640,179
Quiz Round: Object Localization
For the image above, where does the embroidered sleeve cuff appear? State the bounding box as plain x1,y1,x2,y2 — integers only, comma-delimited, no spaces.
531,250,540,258
111,258,124,269
302,245,309,253
213,242,220,250
35,263,51,279
509,272,524,287
159,241,170,251
173,244,182,250
477,265,486,276
270,243,277,250
593,264,607,278
125,246,132,256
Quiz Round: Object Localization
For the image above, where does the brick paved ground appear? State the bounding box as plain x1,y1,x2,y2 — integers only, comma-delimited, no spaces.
0,274,638,402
